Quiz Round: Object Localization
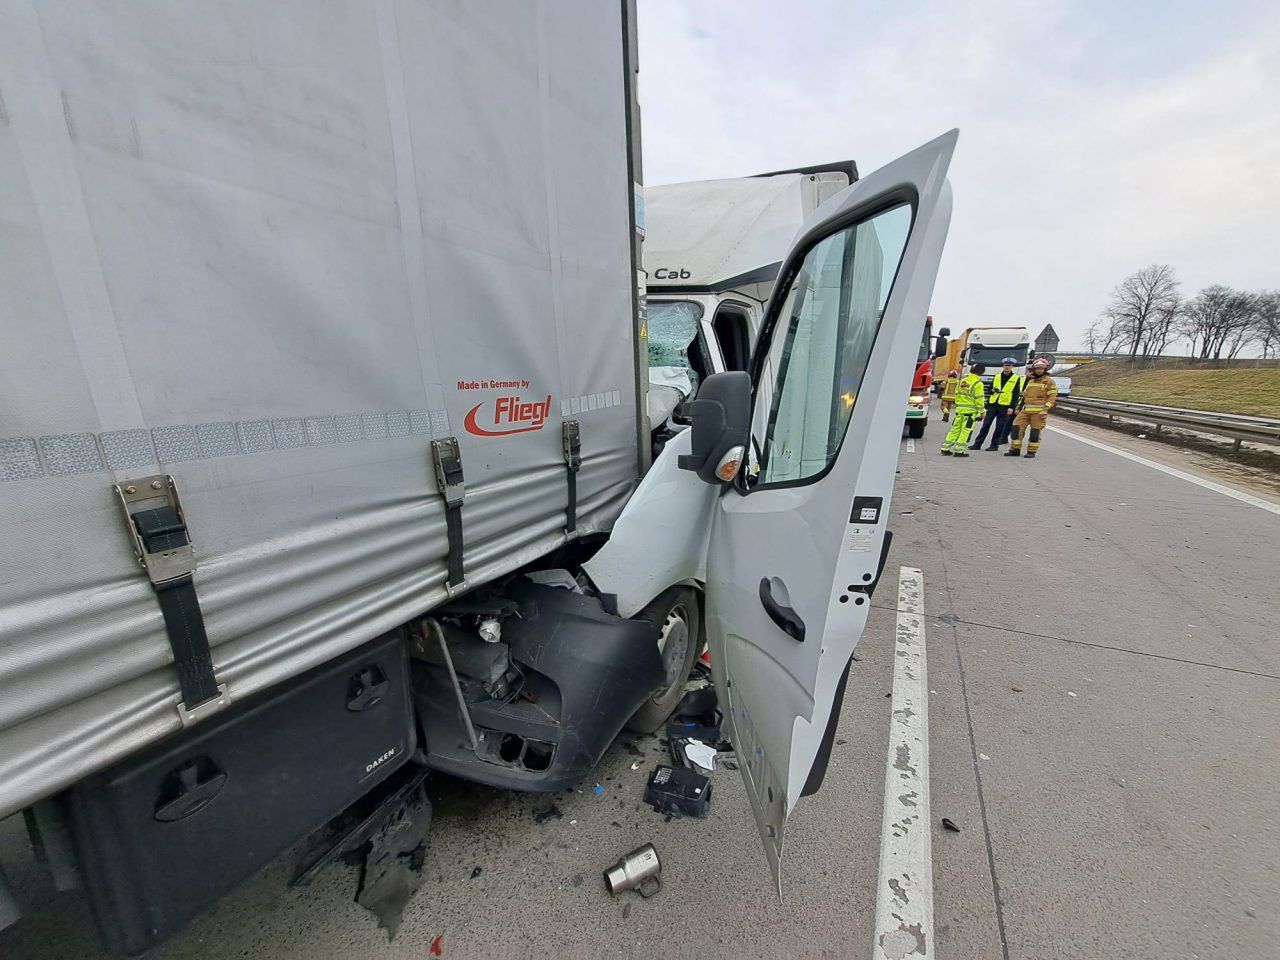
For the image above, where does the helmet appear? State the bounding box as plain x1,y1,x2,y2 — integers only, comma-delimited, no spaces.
1031,358,1051,371
948,369,958,376
1001,356,1017,365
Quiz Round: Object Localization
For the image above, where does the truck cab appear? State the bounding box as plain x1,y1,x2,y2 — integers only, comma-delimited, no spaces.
936,326,1031,391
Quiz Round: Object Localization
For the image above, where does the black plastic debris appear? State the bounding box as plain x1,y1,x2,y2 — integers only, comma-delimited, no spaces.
941,818,960,832
643,765,712,818
666,685,733,771
533,803,563,825
665,686,722,741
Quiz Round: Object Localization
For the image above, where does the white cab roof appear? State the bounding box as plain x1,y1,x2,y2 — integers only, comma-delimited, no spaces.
644,171,850,291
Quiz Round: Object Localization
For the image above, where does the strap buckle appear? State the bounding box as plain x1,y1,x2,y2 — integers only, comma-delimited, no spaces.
177,683,229,727
430,438,465,506
562,420,581,472
114,475,197,585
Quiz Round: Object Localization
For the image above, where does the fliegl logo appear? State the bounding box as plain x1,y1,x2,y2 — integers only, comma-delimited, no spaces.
459,378,553,437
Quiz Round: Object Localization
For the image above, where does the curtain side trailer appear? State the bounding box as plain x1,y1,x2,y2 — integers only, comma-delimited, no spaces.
1,3,660,951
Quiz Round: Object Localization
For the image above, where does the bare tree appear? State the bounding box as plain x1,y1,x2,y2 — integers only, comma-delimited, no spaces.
1085,311,1124,355
1083,319,1100,353
1214,291,1258,359
1083,317,1117,354
1178,285,1232,359
1252,290,1280,359
1140,294,1181,358
1096,319,1122,354
1177,285,1260,360
1100,265,1181,358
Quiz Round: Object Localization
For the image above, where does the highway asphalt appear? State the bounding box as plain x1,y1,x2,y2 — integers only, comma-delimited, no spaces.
2,418,1277,959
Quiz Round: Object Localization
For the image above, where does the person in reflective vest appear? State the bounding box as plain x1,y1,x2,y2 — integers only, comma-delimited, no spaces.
940,364,986,456
970,357,1024,450
939,369,960,422
1006,358,1058,458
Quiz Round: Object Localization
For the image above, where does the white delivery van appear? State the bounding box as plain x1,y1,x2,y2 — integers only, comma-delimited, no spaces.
0,2,957,948
642,165,855,435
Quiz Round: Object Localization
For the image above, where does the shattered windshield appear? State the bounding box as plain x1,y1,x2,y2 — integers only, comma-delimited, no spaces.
645,300,706,426
647,300,704,370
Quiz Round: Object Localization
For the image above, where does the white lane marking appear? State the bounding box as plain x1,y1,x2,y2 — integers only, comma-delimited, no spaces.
874,567,933,960
907,438,917,453
1050,426,1280,516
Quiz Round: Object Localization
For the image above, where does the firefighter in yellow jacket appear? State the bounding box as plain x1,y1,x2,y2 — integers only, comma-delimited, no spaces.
939,369,960,422
940,364,986,456
1005,358,1058,458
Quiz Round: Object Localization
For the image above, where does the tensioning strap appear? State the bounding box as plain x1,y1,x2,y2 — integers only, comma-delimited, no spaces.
115,476,225,722
562,420,581,535
136,508,220,707
444,499,465,587
431,438,467,594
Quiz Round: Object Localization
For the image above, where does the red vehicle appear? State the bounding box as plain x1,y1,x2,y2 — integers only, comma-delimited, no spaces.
904,315,949,438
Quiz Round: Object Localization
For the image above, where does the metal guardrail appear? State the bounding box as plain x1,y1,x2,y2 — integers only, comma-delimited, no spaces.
1055,396,1280,450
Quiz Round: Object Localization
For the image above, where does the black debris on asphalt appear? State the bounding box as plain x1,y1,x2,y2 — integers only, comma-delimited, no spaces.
533,803,564,825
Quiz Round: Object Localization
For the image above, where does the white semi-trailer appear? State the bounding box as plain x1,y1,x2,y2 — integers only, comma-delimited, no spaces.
0,3,957,950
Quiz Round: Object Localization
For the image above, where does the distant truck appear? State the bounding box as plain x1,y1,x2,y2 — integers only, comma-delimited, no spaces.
906,317,957,437
905,315,950,438
935,326,1031,392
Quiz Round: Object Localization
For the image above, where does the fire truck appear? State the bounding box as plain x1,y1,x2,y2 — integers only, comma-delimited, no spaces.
905,316,949,438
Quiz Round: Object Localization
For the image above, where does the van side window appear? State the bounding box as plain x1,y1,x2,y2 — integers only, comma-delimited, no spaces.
755,204,911,485
711,306,752,371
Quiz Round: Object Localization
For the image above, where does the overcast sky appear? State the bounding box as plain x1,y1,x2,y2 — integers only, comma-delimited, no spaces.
636,0,1280,349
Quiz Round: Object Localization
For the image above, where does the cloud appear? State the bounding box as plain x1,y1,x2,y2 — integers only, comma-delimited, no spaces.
638,0,1280,348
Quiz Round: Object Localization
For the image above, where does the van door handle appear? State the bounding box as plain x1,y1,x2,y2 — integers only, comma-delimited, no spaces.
759,577,805,642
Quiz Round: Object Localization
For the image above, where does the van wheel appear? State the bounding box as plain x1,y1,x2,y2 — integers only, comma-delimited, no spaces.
907,419,926,439
626,587,702,733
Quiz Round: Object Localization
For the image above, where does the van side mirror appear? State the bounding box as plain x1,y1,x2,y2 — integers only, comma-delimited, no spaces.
677,371,751,484
933,335,948,359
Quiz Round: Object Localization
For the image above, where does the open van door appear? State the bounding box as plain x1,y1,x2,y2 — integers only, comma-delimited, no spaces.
703,131,957,888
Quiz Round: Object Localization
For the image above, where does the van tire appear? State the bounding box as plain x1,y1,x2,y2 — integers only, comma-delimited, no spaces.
906,419,926,439
625,587,702,733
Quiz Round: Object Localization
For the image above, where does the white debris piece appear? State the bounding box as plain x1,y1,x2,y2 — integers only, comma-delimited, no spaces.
683,739,718,771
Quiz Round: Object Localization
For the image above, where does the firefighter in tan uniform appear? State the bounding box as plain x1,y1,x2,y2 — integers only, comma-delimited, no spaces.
1005,358,1057,458
939,369,960,422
